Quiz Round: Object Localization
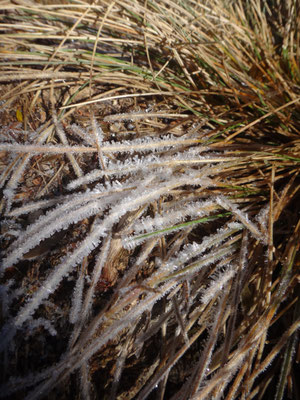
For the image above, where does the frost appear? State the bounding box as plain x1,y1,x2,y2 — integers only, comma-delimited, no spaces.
81,235,111,321
216,196,266,244
69,273,85,324
0,113,269,399
132,199,217,233
201,266,236,305
71,124,95,146
0,280,23,319
25,318,57,336
2,190,122,269
159,222,242,275
123,199,220,249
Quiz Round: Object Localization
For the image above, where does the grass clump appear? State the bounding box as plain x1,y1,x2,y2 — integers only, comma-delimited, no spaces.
0,0,299,399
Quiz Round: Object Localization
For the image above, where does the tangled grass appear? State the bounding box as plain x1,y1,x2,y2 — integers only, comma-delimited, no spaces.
0,0,299,399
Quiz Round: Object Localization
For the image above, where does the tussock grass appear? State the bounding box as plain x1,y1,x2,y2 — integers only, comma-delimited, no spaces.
0,1,299,399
